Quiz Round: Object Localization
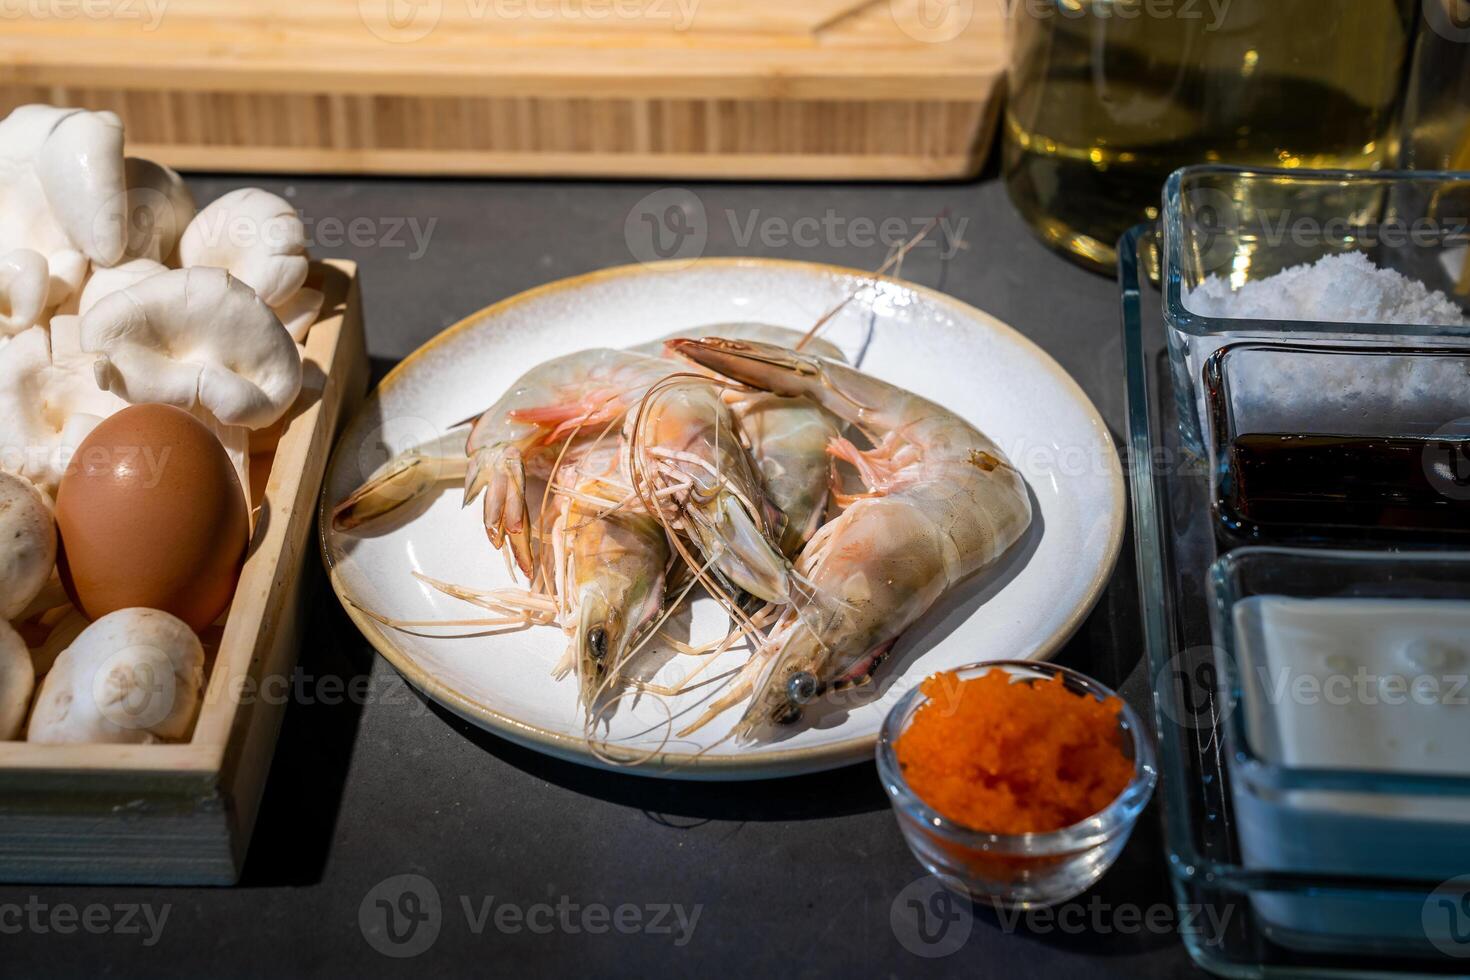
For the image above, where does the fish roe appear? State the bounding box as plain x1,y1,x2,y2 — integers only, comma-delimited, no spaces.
894,669,1134,834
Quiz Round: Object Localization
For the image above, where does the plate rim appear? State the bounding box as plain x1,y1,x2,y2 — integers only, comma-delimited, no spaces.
319,257,1126,778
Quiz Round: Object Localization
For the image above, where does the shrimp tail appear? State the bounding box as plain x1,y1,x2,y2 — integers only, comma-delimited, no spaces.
466,445,535,575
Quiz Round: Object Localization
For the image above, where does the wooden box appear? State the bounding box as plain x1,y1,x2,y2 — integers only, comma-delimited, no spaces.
0,260,368,885
0,1,1005,180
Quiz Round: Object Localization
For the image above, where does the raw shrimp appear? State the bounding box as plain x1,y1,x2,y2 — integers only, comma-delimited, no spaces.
544,440,670,710
640,324,846,557
670,338,1032,741
332,348,678,568
627,377,790,604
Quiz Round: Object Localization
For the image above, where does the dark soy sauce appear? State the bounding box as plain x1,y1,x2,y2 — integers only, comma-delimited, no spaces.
1218,432,1470,542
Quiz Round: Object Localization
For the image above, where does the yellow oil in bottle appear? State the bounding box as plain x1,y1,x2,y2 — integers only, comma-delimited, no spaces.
1003,0,1415,271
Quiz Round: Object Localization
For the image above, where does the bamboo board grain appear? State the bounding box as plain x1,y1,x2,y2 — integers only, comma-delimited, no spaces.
0,1,1005,179
0,259,368,886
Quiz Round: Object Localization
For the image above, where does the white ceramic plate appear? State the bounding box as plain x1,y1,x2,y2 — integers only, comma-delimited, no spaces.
321,259,1124,779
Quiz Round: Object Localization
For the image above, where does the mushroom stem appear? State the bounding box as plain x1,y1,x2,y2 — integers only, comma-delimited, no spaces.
193,410,252,511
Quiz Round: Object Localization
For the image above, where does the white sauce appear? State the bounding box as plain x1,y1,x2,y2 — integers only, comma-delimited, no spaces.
1234,596,1470,777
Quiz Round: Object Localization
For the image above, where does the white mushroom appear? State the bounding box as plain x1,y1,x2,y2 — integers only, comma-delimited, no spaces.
0,249,50,335
179,188,308,307
27,607,204,745
121,157,196,265
0,620,33,739
0,471,56,620
80,266,303,492
65,257,168,318
0,326,115,493
0,105,128,289
273,286,324,344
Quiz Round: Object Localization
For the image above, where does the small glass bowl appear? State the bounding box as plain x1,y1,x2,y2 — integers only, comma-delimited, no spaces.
876,661,1157,910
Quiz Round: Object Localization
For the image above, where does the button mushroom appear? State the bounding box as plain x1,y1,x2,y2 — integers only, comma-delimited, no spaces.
27,607,204,744
79,266,303,494
0,620,33,740
0,470,57,621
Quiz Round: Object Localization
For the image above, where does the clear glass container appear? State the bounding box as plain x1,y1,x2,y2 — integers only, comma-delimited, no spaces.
1161,165,1470,450
1209,547,1470,955
1122,223,1470,973
1202,341,1470,546
1004,0,1414,272
876,661,1156,910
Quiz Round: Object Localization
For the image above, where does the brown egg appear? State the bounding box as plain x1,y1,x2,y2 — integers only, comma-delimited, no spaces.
55,404,249,632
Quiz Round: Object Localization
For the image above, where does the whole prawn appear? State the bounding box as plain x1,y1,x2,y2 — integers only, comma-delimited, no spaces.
543,439,669,711
641,324,845,558
670,337,1033,741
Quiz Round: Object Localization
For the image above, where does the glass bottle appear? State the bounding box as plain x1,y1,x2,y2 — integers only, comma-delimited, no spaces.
1003,0,1416,273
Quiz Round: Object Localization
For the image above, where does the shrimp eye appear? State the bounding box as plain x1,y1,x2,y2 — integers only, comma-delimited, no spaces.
787,671,818,705
587,626,608,663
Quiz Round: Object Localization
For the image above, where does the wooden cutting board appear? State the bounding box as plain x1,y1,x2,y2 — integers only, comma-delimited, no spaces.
0,0,1005,179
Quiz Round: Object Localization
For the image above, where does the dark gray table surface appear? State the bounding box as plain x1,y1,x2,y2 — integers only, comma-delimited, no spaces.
2,174,1206,979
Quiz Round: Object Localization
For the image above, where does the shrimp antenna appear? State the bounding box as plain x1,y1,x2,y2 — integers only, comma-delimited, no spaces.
794,208,949,354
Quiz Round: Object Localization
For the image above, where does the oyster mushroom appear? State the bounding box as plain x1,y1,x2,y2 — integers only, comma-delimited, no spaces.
0,620,32,740
27,607,204,744
79,266,303,493
0,471,57,621
0,249,50,335
0,326,117,493
0,105,128,307
179,188,308,307
65,257,168,318
121,158,195,265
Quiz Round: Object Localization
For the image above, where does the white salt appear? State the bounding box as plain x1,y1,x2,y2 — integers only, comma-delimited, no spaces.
1184,252,1467,326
